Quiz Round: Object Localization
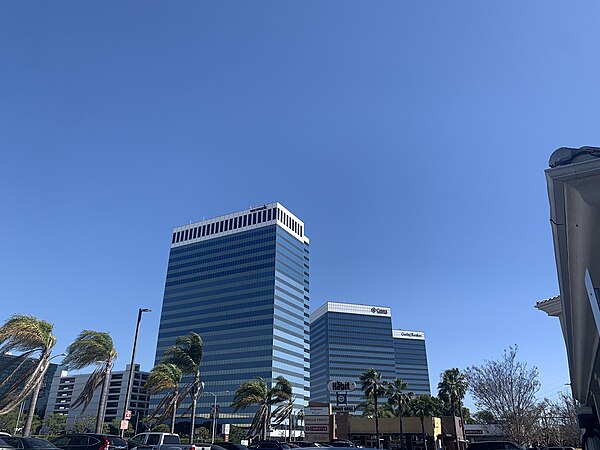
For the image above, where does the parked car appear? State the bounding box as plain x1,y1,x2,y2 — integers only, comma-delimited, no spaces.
467,442,524,450
192,443,211,450
211,443,248,450
127,433,190,450
329,442,358,448
3,437,58,450
0,438,14,450
52,435,128,450
295,444,333,448
249,442,290,450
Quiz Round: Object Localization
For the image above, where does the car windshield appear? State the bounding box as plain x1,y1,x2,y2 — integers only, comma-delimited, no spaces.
26,439,56,449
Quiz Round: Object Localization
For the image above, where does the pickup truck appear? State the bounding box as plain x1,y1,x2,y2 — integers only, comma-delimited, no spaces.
127,432,211,450
128,432,211,450
128,433,189,450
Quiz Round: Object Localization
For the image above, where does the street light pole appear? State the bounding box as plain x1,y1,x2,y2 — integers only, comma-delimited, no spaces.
121,308,151,437
207,392,217,444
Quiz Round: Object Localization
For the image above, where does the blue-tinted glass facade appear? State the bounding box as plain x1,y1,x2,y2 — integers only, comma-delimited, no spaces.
310,303,431,409
392,336,431,395
310,310,397,407
153,204,309,426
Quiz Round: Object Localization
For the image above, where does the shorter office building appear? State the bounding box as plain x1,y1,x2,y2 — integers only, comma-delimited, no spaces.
392,330,431,395
44,364,149,429
310,302,431,409
0,354,58,418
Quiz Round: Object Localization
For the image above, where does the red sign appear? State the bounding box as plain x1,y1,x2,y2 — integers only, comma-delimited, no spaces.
125,410,132,420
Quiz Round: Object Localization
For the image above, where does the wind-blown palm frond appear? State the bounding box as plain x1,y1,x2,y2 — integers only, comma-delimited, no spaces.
247,404,269,439
146,363,182,393
145,363,183,433
0,315,56,354
0,315,56,437
163,333,203,439
272,400,294,425
70,366,105,411
63,331,117,369
63,330,117,434
232,376,292,440
0,350,37,391
163,333,203,373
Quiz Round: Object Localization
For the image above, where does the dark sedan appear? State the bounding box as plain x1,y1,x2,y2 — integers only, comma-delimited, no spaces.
2,437,57,450
52,435,128,450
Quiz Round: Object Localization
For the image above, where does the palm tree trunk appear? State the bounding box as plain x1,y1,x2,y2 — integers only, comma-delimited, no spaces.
264,406,271,441
374,395,380,449
171,389,178,434
23,357,49,437
288,407,292,442
399,401,404,450
191,371,199,442
95,361,113,434
420,414,427,450
451,397,457,449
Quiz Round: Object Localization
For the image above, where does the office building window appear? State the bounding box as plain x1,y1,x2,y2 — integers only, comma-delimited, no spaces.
172,233,176,244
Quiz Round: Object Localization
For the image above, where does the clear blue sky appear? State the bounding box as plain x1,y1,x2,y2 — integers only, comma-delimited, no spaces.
2,1,597,408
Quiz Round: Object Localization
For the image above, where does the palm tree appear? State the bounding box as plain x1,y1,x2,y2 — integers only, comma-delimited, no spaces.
437,368,468,418
438,368,468,449
360,369,386,449
145,363,183,433
231,376,292,440
0,315,57,437
408,394,443,450
162,332,203,441
385,378,412,450
62,330,117,433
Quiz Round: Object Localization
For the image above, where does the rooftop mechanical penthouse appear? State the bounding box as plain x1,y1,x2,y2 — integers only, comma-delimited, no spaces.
154,202,310,426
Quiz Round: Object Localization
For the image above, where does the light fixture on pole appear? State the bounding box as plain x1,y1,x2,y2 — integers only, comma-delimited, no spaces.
121,308,151,437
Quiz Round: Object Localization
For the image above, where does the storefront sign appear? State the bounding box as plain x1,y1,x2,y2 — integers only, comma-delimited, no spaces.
304,406,330,416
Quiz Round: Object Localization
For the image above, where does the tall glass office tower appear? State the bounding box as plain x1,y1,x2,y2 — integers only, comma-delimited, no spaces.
154,203,310,426
310,302,430,408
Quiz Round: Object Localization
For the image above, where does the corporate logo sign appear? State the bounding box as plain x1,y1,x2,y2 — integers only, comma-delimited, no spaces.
371,307,388,315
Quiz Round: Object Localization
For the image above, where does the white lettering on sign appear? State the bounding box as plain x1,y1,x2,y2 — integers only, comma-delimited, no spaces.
305,416,330,424
327,380,356,392
306,426,329,432
304,406,330,415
